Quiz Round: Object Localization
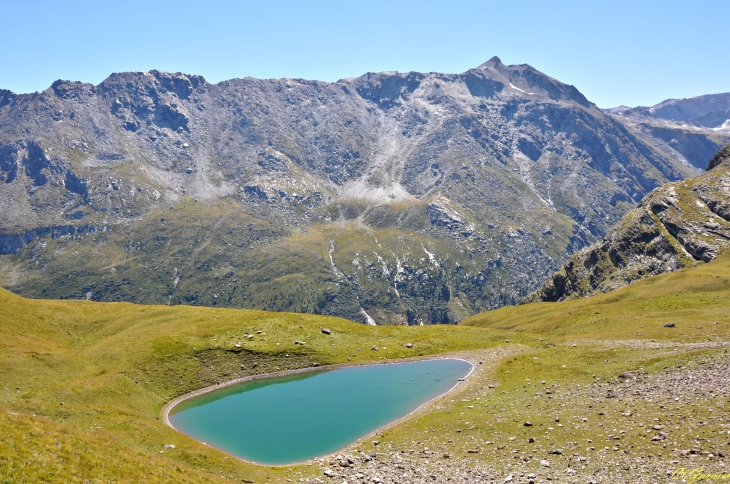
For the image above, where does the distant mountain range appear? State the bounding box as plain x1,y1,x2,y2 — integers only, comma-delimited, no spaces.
605,92,730,173
608,92,730,127
0,57,728,324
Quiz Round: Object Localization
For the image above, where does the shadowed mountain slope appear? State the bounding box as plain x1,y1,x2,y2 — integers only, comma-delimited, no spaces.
605,92,730,172
526,143,730,302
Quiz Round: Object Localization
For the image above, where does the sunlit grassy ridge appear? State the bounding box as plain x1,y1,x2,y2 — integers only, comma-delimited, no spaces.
0,252,729,482
461,252,730,342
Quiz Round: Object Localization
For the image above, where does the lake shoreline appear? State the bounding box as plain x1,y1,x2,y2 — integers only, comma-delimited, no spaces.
161,352,479,466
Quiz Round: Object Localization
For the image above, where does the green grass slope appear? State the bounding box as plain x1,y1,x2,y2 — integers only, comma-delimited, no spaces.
0,253,728,482
0,291,508,483
462,252,730,342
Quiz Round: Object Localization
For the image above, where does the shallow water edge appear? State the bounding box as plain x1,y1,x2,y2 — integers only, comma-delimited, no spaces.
162,355,476,466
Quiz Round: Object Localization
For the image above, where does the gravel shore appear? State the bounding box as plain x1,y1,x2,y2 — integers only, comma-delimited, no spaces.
298,344,730,484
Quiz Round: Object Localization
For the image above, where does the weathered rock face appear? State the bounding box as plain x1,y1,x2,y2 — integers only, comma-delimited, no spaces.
0,59,715,323
526,143,730,302
708,143,730,171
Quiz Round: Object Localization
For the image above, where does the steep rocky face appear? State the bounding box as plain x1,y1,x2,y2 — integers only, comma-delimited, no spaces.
605,92,730,172
0,59,708,324
708,143,730,171
526,143,730,302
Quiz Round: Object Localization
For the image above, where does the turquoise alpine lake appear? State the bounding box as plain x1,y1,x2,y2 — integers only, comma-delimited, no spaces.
168,358,472,465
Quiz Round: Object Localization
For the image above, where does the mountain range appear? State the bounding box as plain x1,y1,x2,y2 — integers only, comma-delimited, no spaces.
1,57,728,324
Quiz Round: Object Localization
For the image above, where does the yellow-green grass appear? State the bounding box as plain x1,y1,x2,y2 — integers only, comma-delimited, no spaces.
461,251,730,342
369,344,729,483
1,251,729,482
0,289,512,483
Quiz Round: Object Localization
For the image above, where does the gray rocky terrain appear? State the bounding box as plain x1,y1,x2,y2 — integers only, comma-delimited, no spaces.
0,58,725,323
605,92,730,173
526,143,730,302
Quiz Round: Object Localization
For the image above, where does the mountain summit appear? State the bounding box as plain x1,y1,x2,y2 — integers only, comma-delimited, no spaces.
471,56,591,107
0,60,723,323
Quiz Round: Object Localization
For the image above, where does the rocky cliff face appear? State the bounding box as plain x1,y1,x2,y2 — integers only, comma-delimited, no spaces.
526,143,730,302
0,58,713,324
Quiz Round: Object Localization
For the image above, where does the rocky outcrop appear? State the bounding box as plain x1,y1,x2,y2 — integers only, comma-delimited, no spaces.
708,143,730,171
526,143,730,302
0,224,99,255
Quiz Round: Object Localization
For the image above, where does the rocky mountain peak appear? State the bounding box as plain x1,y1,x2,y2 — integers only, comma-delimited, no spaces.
0,62,723,325
478,56,504,69
612,92,730,129
603,93,730,173
468,57,591,107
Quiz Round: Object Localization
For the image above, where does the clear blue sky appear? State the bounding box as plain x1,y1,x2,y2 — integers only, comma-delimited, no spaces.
1,0,728,108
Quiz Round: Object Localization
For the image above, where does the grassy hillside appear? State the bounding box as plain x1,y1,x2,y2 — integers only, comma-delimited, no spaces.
0,253,729,482
0,290,510,483
462,252,730,342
